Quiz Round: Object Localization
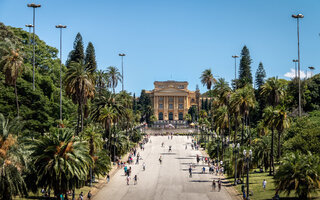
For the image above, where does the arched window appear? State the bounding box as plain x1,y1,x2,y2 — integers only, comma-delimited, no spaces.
169,112,173,120
159,112,163,120
179,112,183,120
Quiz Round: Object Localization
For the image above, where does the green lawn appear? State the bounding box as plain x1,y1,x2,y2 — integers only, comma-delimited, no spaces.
226,171,320,200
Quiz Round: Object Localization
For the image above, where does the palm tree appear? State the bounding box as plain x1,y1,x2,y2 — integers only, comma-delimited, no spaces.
0,39,24,117
0,114,26,200
95,70,107,97
29,128,92,198
214,105,229,160
106,66,122,94
98,105,116,148
275,151,320,199
64,61,95,134
200,69,216,90
274,106,290,159
260,77,285,108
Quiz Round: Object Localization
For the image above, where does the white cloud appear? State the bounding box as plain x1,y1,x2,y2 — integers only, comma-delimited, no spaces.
284,68,312,79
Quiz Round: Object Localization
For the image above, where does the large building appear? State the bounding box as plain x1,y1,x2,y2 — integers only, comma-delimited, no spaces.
146,81,200,121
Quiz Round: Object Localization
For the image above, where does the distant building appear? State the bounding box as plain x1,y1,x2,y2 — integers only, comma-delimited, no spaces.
146,81,200,121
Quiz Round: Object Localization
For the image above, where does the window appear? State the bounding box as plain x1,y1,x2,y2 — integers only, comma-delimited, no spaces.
169,112,173,120
179,104,183,109
178,97,184,103
179,112,183,120
159,104,163,109
169,104,173,109
191,98,195,103
159,97,164,101
178,85,184,89
169,97,174,102
159,112,163,120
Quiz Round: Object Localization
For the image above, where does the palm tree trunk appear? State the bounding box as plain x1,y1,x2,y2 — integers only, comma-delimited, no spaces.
277,131,281,160
80,102,84,133
14,82,19,118
76,103,81,135
270,127,274,176
241,116,244,145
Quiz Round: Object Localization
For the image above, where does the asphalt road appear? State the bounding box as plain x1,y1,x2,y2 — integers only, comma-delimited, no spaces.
93,136,234,200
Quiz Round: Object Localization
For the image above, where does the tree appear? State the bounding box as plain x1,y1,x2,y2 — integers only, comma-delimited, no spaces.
238,46,253,88
30,128,92,198
274,106,290,159
137,90,153,123
0,39,24,117
66,33,84,67
84,42,97,73
106,66,121,94
95,70,106,97
255,62,266,90
0,114,27,200
64,61,95,134
274,151,320,199
200,69,216,90
260,77,286,108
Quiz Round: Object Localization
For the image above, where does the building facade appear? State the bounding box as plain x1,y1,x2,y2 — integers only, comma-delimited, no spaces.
146,81,200,121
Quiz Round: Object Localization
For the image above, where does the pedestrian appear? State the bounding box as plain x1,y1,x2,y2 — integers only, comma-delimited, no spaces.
124,165,128,175
189,166,192,177
87,191,92,200
143,162,146,171
185,145,187,150
159,156,162,164
263,179,267,190
79,192,83,200
107,174,110,183
218,178,222,192
242,191,246,200
212,179,216,191
126,176,130,185
134,174,138,185
202,166,206,174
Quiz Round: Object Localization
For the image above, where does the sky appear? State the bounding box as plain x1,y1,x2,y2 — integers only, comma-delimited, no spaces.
1,0,320,95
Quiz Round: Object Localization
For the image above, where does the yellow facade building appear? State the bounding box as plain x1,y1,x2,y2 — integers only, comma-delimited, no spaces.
146,81,200,121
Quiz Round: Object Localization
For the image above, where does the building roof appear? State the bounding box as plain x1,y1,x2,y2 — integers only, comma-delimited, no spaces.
154,80,188,84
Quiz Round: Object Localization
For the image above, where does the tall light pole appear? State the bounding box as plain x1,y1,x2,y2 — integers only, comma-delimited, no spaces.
308,66,315,78
292,59,298,78
292,13,304,117
27,3,41,91
232,55,239,80
119,53,126,91
55,25,67,123
25,24,33,45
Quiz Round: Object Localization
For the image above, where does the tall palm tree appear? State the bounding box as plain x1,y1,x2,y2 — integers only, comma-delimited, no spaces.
30,128,92,198
214,105,229,160
98,105,116,149
64,61,95,134
106,66,122,94
0,114,26,200
274,106,290,159
260,77,285,108
200,69,216,90
0,39,24,117
95,70,107,97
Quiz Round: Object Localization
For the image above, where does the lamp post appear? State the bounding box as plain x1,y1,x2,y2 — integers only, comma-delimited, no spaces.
25,24,33,45
55,25,67,123
243,149,253,200
293,59,298,79
119,53,126,91
27,3,41,91
308,66,315,78
292,13,304,117
233,143,240,185
232,55,239,80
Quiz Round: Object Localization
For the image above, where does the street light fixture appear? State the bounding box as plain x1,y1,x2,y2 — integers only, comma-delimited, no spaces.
243,149,253,200
25,24,34,45
55,25,67,123
292,13,304,117
292,59,298,79
27,3,41,91
232,55,239,80
119,53,126,91
308,66,315,78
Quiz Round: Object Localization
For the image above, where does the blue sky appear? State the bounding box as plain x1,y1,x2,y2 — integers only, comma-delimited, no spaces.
1,0,320,94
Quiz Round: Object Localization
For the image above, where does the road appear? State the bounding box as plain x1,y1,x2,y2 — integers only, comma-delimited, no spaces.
94,136,235,200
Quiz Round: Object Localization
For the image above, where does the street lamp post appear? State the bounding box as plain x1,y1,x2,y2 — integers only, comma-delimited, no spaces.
233,143,240,185
25,24,34,46
243,149,253,200
55,25,67,123
119,53,126,91
232,55,239,80
293,59,298,79
292,13,304,117
27,3,41,91
308,66,315,78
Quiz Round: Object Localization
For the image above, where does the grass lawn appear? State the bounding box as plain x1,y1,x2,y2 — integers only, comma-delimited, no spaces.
226,170,320,200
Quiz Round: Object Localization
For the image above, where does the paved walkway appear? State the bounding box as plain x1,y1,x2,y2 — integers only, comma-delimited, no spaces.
93,136,237,200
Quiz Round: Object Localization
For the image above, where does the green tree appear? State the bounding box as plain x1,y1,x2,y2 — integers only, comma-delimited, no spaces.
200,69,216,90
84,42,97,73
238,46,252,88
0,114,27,200
0,39,24,117
106,66,121,94
255,62,266,89
260,77,286,108
274,151,320,199
30,128,92,198
66,33,84,67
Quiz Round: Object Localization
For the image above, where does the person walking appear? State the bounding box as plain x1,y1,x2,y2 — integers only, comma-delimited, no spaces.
263,179,267,191
202,166,206,174
134,174,138,185
79,192,83,200
107,174,110,183
143,162,146,171
218,178,222,192
189,166,192,177
87,191,92,200
212,179,216,191
159,156,162,164
126,176,130,185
